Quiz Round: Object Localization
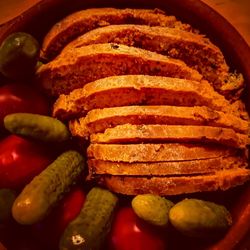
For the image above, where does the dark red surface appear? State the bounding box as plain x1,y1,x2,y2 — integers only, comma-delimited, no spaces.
0,135,53,189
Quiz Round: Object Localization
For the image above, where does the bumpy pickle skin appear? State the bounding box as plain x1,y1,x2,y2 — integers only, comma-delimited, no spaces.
0,32,39,80
169,198,232,238
60,187,118,250
4,113,70,142
12,150,85,225
132,194,174,226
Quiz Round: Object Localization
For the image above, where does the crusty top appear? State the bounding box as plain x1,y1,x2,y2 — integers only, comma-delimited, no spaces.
63,24,218,52
41,8,193,60
37,43,203,96
40,42,192,68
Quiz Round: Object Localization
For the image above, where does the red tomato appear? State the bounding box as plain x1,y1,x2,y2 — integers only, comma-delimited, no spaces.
0,135,53,189
0,83,49,131
33,186,86,248
108,206,167,250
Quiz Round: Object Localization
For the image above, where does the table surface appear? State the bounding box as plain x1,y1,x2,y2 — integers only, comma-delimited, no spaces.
0,0,249,44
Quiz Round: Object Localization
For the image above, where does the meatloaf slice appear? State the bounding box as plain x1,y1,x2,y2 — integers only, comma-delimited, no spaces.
52,75,236,120
87,143,240,162
41,8,193,61
63,24,237,95
92,168,250,195
90,124,248,149
36,43,202,96
88,156,247,176
69,106,248,138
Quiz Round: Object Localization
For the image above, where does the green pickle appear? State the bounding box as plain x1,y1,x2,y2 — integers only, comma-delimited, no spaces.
12,150,85,225
4,113,70,142
0,189,16,222
60,187,118,250
169,198,232,238
0,32,39,80
132,194,174,227
35,61,44,70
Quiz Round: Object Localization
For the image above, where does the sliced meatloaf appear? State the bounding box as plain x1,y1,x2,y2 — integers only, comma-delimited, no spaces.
41,8,193,60
88,156,247,176
89,124,248,148
36,43,203,96
52,75,237,120
87,143,240,162
69,106,248,138
92,168,250,195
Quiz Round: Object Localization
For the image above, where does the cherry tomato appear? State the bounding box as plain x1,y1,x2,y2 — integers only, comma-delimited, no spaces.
0,135,53,189
33,186,86,248
0,83,49,132
108,206,167,250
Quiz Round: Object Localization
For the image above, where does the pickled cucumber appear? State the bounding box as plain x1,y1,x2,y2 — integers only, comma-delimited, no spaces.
0,32,39,80
4,113,70,142
0,189,16,222
36,61,44,70
12,150,85,225
60,187,118,250
132,194,174,226
169,198,232,238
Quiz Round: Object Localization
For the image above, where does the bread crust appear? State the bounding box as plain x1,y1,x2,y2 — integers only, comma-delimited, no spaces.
90,124,248,148
88,156,247,176
87,143,239,162
36,43,203,96
69,106,248,138
93,168,250,195
39,8,250,196
52,75,237,120
63,24,230,92
41,8,193,60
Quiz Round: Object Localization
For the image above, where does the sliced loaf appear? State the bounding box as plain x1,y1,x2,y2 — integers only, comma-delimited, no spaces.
63,24,236,94
88,156,247,176
52,75,236,120
37,43,202,96
69,106,248,138
41,8,193,60
92,168,250,195
87,143,240,162
90,124,248,149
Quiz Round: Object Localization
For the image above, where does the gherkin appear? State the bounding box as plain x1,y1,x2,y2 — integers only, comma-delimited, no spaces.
60,187,118,250
0,32,39,80
12,151,85,225
4,113,70,142
169,198,232,238
132,194,174,226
